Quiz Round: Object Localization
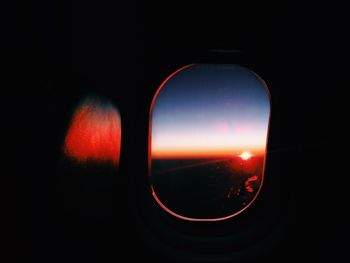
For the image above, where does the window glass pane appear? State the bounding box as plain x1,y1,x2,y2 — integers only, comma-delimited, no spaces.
150,64,270,221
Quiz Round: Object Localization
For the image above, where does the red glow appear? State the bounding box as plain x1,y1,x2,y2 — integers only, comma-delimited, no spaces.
245,175,258,193
64,100,121,165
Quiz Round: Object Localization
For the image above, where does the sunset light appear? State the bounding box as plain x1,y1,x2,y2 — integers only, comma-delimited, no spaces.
239,151,253,160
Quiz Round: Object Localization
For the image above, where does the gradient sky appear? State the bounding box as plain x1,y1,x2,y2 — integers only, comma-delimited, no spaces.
151,64,270,159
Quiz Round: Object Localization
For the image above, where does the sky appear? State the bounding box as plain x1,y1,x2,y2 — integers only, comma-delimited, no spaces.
151,64,270,159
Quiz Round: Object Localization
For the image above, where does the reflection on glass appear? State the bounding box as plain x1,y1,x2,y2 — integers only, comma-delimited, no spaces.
150,64,271,221
64,96,121,167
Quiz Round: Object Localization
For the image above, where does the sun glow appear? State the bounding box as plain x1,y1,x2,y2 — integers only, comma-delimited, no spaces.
239,151,253,160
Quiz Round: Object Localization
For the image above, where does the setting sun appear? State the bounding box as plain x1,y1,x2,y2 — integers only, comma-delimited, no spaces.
239,151,253,160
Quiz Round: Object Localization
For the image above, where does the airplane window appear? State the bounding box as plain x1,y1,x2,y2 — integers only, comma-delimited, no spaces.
64,96,122,167
149,64,271,221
